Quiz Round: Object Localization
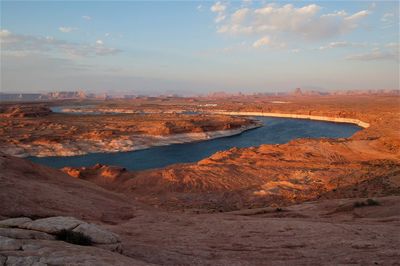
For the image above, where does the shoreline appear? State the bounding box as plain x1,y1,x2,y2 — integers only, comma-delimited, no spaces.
210,111,370,128
10,124,261,158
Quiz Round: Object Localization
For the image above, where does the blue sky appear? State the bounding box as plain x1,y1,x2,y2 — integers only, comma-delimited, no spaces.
1,1,399,95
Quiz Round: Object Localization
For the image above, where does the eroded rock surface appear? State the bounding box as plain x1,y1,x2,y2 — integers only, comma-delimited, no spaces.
73,223,120,244
0,216,139,265
0,110,257,157
22,216,84,234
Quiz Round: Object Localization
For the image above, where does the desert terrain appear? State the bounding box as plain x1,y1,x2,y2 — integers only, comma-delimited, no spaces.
0,94,399,265
0,104,258,157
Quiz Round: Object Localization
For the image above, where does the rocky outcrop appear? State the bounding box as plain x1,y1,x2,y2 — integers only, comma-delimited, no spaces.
0,216,123,256
0,218,32,228
0,217,149,265
0,111,258,157
0,105,52,118
21,216,84,234
73,223,120,244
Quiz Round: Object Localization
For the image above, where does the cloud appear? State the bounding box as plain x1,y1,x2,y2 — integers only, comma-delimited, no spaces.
211,2,227,23
211,2,226,13
321,10,348,18
82,15,92,21
213,3,371,42
197,4,203,11
319,41,349,50
0,29,11,38
0,29,121,57
215,14,226,23
231,8,249,24
345,48,398,61
381,13,394,22
252,36,286,49
380,12,396,28
345,10,370,21
252,36,270,48
96,39,104,45
318,41,368,50
59,27,76,33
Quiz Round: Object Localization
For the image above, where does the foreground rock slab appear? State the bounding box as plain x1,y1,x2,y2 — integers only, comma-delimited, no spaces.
21,216,84,234
0,216,149,265
73,223,120,244
1,239,151,266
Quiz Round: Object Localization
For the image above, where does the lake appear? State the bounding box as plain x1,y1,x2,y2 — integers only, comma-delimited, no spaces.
29,116,361,171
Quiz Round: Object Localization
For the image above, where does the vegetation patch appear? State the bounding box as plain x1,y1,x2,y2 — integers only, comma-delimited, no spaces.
56,229,93,246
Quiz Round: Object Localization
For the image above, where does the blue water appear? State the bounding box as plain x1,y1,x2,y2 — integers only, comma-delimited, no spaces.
51,106,104,115
28,117,361,171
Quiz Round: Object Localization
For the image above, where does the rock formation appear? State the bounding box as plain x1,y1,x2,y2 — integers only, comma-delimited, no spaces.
0,110,258,157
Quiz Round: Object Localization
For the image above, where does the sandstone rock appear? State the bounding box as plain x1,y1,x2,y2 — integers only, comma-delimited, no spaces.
22,216,84,234
0,217,32,228
96,242,123,253
4,256,44,266
0,228,55,240
0,255,6,265
73,223,120,244
2,239,149,266
0,236,21,251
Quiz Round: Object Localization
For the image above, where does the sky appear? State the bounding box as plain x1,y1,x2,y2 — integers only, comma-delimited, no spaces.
0,0,399,95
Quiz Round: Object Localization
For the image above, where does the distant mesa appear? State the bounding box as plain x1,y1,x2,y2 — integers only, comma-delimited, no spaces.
0,89,399,102
293,88,303,96
0,90,111,102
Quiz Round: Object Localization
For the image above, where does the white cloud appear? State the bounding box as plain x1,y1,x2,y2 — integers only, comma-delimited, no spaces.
96,40,104,45
211,2,226,13
214,3,371,42
346,48,398,61
231,8,249,24
319,41,349,50
252,36,286,49
345,10,370,21
0,29,11,38
82,15,92,21
252,36,271,48
321,10,348,17
381,13,394,22
197,5,203,11
0,29,121,57
211,2,227,24
215,14,226,23
59,27,76,33
318,41,368,50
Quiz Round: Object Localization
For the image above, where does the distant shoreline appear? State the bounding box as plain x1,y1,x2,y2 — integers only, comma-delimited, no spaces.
210,111,370,128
